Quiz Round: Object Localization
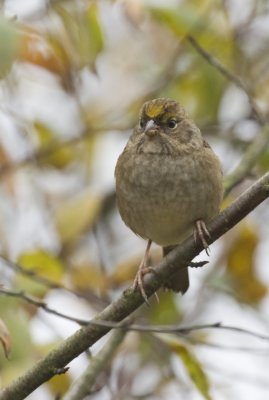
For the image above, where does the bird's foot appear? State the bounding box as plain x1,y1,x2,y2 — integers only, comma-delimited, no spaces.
132,264,156,305
131,240,154,304
194,220,211,255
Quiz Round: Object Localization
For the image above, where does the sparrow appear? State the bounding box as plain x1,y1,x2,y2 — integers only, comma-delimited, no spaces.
115,98,223,302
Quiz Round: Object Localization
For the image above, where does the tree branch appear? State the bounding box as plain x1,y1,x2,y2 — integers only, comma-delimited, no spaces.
64,328,126,400
1,171,269,400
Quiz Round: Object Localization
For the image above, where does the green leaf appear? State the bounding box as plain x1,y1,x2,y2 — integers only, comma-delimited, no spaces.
149,6,206,37
0,297,33,368
54,2,103,71
85,2,104,70
0,17,20,78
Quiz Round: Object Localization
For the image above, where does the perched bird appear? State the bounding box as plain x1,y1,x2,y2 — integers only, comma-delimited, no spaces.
115,98,223,301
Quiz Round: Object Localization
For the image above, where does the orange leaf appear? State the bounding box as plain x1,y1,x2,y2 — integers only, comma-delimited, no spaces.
20,28,69,76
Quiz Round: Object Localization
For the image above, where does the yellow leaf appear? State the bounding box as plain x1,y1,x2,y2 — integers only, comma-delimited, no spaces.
18,249,64,281
0,318,11,358
48,372,71,396
167,338,211,400
72,264,110,292
86,2,104,70
34,121,55,145
16,250,64,297
111,255,142,285
33,121,75,169
55,191,103,244
226,224,267,304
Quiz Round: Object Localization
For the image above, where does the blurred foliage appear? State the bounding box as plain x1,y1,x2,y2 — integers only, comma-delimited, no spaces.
0,0,269,399
0,317,11,358
0,298,33,384
33,121,76,168
55,190,103,243
71,262,109,292
226,224,267,304
0,16,20,78
17,249,64,297
54,1,104,72
148,291,182,325
165,337,212,400
19,27,70,79
48,372,71,397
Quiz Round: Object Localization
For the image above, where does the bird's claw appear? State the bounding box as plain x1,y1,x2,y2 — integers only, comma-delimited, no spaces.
189,260,209,268
132,266,156,305
194,220,211,255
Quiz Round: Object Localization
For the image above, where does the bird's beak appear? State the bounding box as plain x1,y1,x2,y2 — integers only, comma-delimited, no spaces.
145,119,158,135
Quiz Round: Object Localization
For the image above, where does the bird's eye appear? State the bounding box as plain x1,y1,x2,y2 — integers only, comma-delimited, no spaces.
167,119,177,129
139,119,145,129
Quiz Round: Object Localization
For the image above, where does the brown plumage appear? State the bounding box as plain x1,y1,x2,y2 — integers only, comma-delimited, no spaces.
115,98,223,301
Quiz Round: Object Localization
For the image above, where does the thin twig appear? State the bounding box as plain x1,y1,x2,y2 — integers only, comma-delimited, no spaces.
224,124,269,195
0,288,88,325
0,256,108,309
2,287,269,343
186,35,269,194
1,171,269,400
0,129,91,179
187,338,269,355
0,44,184,181
187,35,264,123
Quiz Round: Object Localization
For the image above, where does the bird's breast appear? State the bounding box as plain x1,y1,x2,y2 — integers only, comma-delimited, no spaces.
136,134,173,155
115,149,222,246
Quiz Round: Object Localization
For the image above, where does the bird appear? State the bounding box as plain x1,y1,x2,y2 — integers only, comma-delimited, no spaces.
115,98,223,302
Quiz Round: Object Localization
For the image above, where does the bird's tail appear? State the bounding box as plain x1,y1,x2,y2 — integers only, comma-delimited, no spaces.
163,246,189,294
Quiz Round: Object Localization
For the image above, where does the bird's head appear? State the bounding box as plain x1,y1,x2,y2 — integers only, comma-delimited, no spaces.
127,98,202,155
